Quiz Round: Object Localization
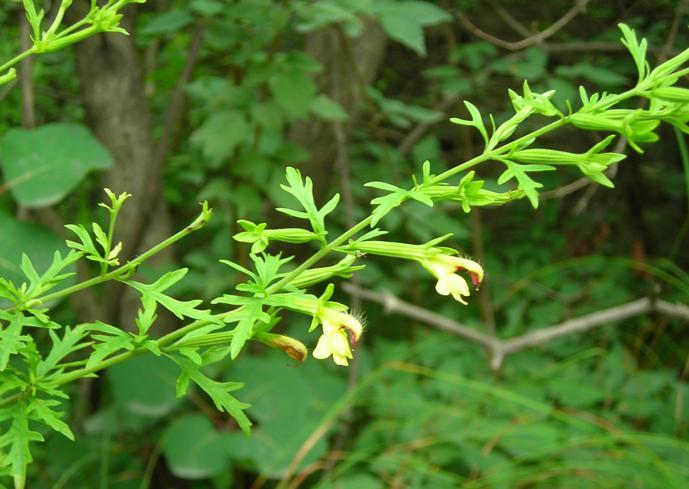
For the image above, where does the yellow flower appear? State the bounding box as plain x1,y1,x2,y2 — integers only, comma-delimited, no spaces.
312,309,363,366
422,254,484,305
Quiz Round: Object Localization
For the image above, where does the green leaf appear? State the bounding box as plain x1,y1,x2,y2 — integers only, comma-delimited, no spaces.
0,123,113,208
190,0,223,17
161,414,233,479
191,110,247,165
277,166,338,236
109,355,180,418
618,23,648,82
309,94,349,121
296,1,365,34
230,299,267,359
86,325,135,370
380,12,425,55
0,314,28,371
556,63,628,87
65,224,103,262
0,403,42,489
450,101,489,147
497,160,554,208
27,398,74,440
224,350,346,476
174,357,251,434
365,181,432,226
499,422,562,459
269,69,317,119
125,269,219,323
376,1,450,56
134,296,157,336
140,9,192,36
36,325,90,379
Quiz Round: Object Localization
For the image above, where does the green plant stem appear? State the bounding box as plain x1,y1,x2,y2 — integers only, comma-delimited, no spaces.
0,80,647,407
100,205,120,276
24,211,208,307
54,17,90,39
0,48,36,76
674,127,689,213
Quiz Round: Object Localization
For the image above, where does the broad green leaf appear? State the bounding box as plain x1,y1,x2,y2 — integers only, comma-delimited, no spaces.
296,1,365,35
309,94,349,121
269,69,317,119
161,414,232,480
109,355,180,417
380,12,425,55
225,350,346,477
556,63,628,87
0,123,113,208
376,1,450,56
190,0,223,16
499,422,562,459
140,9,192,35
396,1,451,26
191,110,247,165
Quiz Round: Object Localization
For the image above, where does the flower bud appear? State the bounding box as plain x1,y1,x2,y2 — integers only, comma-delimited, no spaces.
653,87,689,103
256,333,308,362
265,228,319,244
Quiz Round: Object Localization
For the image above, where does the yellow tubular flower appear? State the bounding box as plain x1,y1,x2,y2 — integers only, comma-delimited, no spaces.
422,254,484,305
312,308,363,366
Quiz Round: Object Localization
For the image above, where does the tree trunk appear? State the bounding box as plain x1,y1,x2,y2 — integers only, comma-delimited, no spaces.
70,4,173,326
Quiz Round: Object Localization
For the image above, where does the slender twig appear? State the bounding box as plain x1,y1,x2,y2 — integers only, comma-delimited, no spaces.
540,176,591,200
489,0,532,38
456,0,590,51
342,284,498,350
0,79,650,405
660,0,689,61
343,283,689,371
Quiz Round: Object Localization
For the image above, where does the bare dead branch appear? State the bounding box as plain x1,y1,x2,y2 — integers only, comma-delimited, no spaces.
343,284,689,371
489,0,533,38
342,284,499,350
457,0,591,51
499,298,652,354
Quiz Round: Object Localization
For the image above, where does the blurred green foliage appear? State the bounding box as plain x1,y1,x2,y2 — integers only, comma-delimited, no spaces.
1,0,689,488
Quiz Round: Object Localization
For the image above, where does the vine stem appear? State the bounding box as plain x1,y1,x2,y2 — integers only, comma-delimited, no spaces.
0,81,645,405
0,48,35,77
31,210,209,306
